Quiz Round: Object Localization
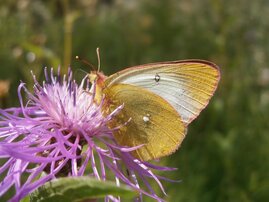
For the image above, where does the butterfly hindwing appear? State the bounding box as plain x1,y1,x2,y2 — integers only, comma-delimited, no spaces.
104,84,186,161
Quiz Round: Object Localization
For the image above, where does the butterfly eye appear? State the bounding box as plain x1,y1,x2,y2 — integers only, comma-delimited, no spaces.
88,73,97,83
154,73,161,82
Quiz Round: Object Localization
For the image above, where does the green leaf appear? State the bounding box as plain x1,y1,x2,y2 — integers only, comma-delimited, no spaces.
21,195,30,202
29,177,137,202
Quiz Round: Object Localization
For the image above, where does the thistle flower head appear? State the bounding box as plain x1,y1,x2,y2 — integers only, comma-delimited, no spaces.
0,67,175,201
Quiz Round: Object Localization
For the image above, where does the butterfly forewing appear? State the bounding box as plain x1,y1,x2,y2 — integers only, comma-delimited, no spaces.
105,60,220,125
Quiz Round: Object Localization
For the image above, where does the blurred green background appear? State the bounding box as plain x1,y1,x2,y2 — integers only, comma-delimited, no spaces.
0,0,269,201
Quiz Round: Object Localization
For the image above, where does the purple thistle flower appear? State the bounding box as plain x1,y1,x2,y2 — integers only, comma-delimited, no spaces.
0,67,176,202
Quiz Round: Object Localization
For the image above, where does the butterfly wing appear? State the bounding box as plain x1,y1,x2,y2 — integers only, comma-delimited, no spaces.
104,84,186,161
105,60,220,125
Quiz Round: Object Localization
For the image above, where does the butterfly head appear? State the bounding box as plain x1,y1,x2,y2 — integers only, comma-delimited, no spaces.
87,71,107,104
88,71,107,86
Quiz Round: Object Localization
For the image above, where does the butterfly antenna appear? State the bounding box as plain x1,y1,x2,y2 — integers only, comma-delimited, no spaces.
96,47,101,72
75,55,96,71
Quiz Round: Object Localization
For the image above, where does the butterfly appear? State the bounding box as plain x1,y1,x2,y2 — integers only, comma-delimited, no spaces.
87,55,220,161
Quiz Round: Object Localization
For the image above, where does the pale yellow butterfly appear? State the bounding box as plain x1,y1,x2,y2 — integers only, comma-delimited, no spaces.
87,54,220,161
